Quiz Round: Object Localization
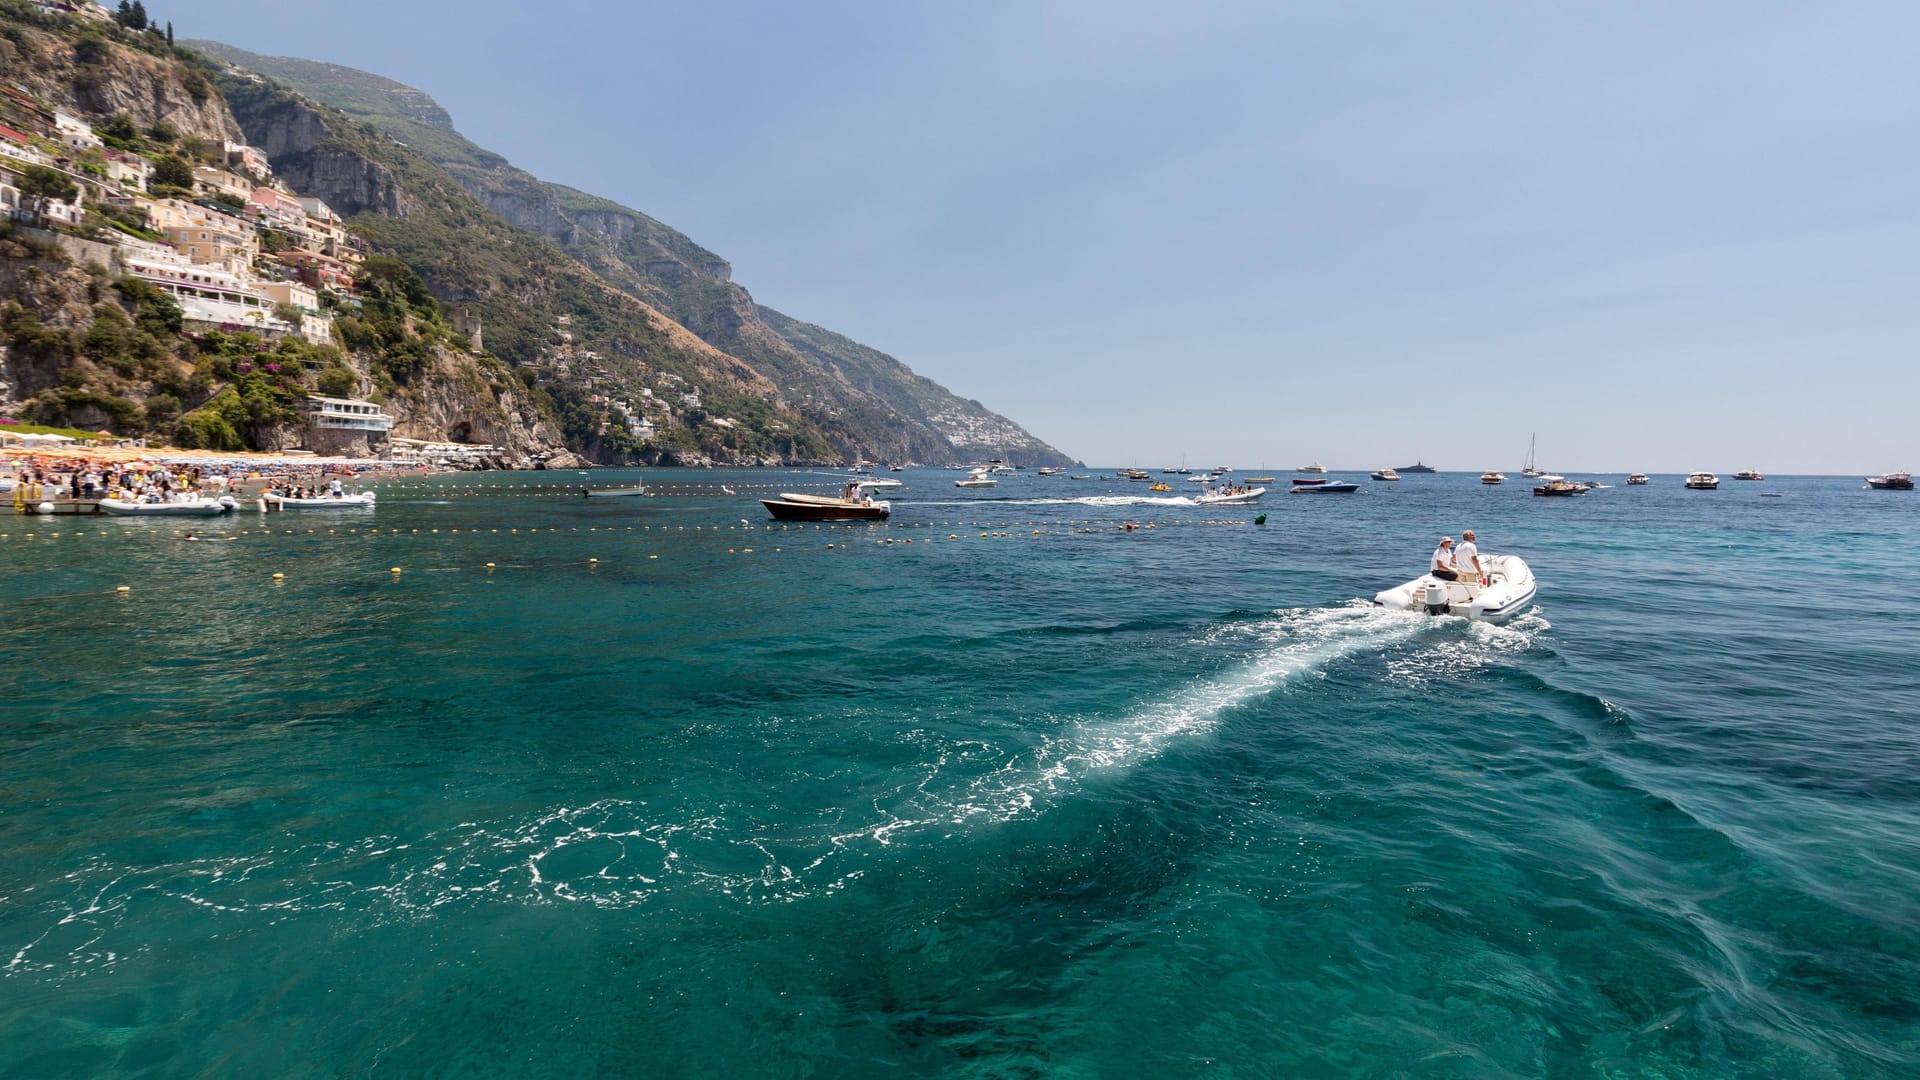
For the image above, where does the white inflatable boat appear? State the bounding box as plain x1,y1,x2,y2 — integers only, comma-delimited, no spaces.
261,491,377,509
98,495,239,517
1373,554,1537,622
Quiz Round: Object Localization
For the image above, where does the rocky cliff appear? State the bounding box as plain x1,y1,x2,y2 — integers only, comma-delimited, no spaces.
2,13,239,143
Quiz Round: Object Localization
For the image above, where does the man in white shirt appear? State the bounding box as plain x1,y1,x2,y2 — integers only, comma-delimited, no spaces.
1430,537,1458,580
1454,530,1484,585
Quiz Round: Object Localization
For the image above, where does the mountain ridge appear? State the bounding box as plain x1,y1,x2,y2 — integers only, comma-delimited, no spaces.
187,40,1075,466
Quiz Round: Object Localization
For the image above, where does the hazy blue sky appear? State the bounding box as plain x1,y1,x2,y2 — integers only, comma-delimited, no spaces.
163,1,1915,471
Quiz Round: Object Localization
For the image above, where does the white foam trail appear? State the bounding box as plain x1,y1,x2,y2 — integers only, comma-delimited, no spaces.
941,603,1425,825
911,496,1199,508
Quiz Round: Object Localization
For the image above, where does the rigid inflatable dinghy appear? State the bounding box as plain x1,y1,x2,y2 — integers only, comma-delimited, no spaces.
1373,554,1536,622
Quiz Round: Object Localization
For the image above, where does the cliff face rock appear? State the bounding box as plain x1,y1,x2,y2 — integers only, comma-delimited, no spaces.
0,24,241,143
219,89,410,218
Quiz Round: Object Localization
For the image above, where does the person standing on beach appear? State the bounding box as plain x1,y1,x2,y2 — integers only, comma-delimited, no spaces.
1455,530,1485,585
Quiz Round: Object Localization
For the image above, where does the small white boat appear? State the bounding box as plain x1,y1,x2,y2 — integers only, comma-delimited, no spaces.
263,491,377,509
1480,471,1505,485
1184,474,1211,483
1370,468,1400,482
1195,486,1266,505
1374,554,1537,622
584,485,649,498
955,469,996,488
1685,472,1720,490
1626,473,1649,485
98,495,238,517
855,477,903,491
1298,462,1327,473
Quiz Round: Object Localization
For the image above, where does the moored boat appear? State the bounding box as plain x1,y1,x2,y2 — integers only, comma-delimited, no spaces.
1866,471,1914,490
1398,461,1437,474
1626,473,1649,485
1480,471,1505,485
1291,480,1358,493
955,468,996,488
1685,471,1720,490
1733,469,1764,481
761,492,890,520
1370,468,1401,482
1297,462,1327,473
583,485,648,498
98,494,238,517
1532,475,1587,497
1374,554,1537,622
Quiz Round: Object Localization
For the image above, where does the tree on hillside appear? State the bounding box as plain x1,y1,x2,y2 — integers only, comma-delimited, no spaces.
19,166,80,224
166,22,174,46
151,154,194,190
113,1,149,31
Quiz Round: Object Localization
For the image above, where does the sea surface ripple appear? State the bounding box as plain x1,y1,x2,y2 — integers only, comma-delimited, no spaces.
1,469,1915,1076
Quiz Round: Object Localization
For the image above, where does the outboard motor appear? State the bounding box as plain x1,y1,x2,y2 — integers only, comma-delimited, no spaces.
1422,581,1451,616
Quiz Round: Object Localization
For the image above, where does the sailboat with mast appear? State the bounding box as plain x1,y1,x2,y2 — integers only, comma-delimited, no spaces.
1521,433,1541,478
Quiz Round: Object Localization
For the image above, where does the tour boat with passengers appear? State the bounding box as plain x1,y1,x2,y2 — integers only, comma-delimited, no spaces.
761,483,891,521
98,493,239,517
1374,553,1537,622
1866,471,1914,491
1195,485,1265,505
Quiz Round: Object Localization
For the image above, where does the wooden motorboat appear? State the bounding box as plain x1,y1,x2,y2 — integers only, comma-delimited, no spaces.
1532,475,1587,497
1867,471,1914,490
761,495,890,521
1480,471,1505,485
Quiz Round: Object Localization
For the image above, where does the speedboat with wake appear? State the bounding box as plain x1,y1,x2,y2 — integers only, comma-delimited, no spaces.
263,490,377,509
1374,554,1536,622
1291,480,1358,493
1195,485,1265,505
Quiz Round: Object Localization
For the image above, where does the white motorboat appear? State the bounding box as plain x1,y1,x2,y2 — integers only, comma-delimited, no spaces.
855,477,903,491
1184,474,1211,483
98,494,239,517
1370,468,1401,482
584,485,649,498
1626,473,1649,485
1195,485,1266,505
1374,554,1537,622
1685,472,1719,490
262,491,377,509
955,469,996,488
1298,462,1327,473
1480,471,1505,485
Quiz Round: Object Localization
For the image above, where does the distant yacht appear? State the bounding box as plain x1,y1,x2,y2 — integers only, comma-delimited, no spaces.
1685,472,1720,490
1480,471,1504,485
1297,462,1327,474
1520,434,1540,477
1733,469,1764,481
1866,471,1913,491
1397,461,1437,474
1627,473,1649,485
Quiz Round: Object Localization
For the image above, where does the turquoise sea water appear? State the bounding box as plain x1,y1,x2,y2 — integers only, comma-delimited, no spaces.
2,469,1917,1077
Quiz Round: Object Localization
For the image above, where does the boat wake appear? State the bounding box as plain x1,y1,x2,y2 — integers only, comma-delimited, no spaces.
0,608,1512,963
913,496,1200,508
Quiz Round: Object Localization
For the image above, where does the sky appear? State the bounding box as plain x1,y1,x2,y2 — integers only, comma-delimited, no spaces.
158,1,1917,472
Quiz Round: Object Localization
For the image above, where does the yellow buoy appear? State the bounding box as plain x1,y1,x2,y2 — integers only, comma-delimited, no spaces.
116,585,130,593
272,572,284,580
390,567,402,574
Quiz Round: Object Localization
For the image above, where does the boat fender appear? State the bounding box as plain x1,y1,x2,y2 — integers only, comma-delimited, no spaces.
1423,581,1451,616
1254,513,1267,525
